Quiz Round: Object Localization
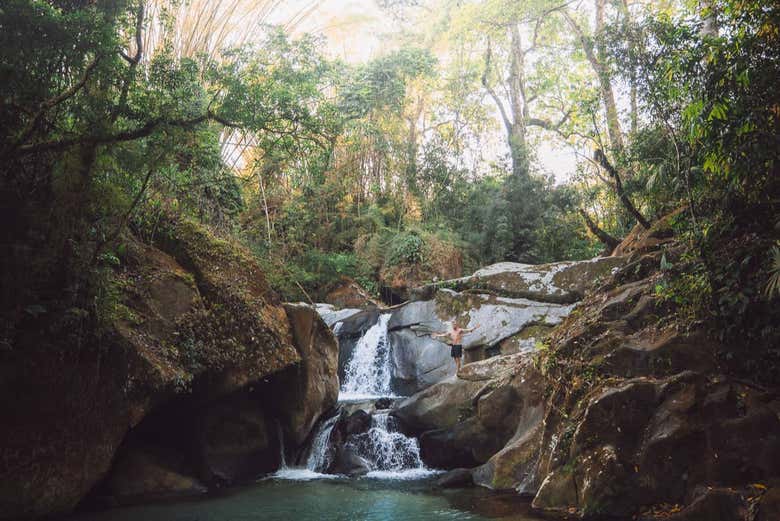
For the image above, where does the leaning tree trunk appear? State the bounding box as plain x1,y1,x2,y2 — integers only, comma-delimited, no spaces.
579,208,621,253
595,149,651,229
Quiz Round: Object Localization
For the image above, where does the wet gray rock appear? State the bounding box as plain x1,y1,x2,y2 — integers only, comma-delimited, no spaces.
330,447,371,477
389,329,454,395
344,410,372,437
386,292,573,393
393,376,485,433
436,468,474,488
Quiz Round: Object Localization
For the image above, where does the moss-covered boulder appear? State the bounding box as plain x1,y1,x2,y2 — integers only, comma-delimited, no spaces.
0,221,300,520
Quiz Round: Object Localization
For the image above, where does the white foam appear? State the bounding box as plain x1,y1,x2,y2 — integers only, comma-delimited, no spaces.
364,469,442,480
338,392,398,402
269,468,341,481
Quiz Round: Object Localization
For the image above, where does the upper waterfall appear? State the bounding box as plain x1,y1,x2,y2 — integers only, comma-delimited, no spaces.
340,313,393,399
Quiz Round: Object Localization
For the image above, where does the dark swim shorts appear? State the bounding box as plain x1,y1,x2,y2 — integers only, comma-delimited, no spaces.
450,344,463,358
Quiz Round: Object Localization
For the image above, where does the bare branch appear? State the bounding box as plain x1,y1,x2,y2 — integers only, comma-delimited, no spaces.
14,110,244,157
5,56,101,155
527,108,573,132
120,3,145,65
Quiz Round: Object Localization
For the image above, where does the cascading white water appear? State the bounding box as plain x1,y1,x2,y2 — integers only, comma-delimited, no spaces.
273,312,437,481
347,412,426,474
340,314,393,399
272,413,341,481
305,413,340,472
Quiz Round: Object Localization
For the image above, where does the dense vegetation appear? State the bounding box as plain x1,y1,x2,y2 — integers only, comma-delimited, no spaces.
0,0,777,376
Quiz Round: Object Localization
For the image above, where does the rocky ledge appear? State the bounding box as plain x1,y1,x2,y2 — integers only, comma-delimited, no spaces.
389,226,780,520
322,256,624,396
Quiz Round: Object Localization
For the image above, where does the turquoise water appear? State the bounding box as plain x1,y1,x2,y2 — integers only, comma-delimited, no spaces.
70,477,550,521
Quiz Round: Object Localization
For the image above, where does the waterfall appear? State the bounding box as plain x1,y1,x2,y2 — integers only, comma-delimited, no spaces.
272,312,437,481
272,412,340,481
304,413,340,472
277,421,287,469
341,314,393,399
347,412,426,476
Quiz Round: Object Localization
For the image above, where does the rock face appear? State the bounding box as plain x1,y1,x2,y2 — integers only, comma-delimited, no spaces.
385,284,576,394
197,390,282,485
98,445,207,505
393,354,545,476
270,304,339,446
0,220,328,520
393,376,486,433
412,256,624,304
533,372,780,518
385,227,780,520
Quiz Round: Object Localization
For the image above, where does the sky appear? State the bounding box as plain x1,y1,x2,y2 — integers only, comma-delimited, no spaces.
270,0,580,182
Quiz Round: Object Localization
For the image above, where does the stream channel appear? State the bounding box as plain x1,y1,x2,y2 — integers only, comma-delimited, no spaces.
70,313,551,521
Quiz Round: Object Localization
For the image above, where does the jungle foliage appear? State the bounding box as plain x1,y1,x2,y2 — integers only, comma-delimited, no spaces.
0,1,777,367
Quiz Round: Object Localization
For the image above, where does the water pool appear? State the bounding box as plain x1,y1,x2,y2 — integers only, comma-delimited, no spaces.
70,476,552,521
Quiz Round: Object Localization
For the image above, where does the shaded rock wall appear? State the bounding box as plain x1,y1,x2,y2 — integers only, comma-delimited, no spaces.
0,221,336,519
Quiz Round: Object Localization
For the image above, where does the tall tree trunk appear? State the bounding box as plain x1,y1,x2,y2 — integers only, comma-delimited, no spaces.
507,24,529,178
619,0,638,135
700,0,720,37
564,2,624,151
482,29,529,180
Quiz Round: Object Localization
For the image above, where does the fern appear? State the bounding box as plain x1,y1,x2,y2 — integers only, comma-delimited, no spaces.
765,245,780,299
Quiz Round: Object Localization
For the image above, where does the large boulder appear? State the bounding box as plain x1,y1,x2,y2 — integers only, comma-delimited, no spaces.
389,328,454,395
269,304,339,446
0,222,300,520
471,374,546,492
411,354,546,476
329,447,371,477
533,372,780,518
394,354,545,472
393,376,486,433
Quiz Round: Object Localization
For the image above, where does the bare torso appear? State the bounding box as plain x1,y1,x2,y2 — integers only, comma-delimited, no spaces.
448,328,464,344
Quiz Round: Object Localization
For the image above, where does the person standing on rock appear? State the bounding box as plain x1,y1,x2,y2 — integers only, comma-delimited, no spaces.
431,322,478,373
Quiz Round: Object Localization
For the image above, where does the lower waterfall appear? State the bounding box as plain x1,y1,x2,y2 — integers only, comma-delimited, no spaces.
274,314,434,480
